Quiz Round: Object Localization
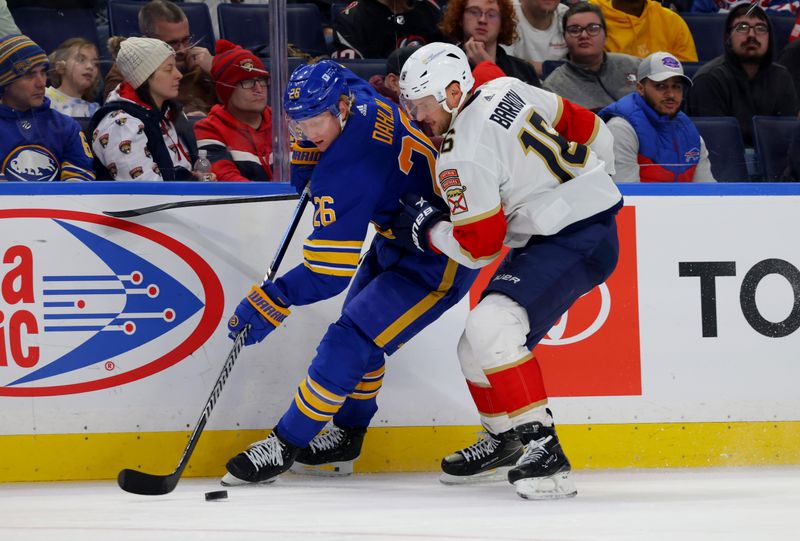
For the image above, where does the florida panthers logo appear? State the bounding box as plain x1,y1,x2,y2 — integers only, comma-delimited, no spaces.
2,146,59,181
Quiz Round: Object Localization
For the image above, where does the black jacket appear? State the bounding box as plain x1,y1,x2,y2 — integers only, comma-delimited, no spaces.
687,11,798,146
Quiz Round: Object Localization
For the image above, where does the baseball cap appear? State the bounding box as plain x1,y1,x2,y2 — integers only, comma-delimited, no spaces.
637,52,692,86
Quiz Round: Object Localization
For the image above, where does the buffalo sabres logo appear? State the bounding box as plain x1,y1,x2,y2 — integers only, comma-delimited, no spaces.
228,315,239,329
2,145,58,181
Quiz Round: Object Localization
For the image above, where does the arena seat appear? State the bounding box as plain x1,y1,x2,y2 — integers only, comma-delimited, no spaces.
691,116,750,182
752,115,798,181
682,13,726,62
9,7,100,54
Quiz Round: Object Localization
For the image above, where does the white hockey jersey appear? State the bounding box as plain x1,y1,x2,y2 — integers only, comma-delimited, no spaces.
429,77,622,269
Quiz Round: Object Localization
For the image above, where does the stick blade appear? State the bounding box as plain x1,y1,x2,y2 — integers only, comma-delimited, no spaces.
117,468,179,495
103,209,141,218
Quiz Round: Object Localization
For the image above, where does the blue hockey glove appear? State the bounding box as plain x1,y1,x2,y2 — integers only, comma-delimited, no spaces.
391,193,447,253
289,139,320,195
227,280,291,346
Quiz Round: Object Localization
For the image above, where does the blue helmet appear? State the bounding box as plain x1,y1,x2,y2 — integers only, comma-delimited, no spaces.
284,60,349,122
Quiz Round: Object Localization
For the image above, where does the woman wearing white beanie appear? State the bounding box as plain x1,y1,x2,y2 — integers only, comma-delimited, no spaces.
89,37,208,181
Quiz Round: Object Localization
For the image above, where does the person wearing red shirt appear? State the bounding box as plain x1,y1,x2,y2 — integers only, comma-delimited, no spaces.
194,40,273,181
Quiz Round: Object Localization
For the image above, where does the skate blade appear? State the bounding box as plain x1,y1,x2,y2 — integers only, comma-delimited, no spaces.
439,466,513,485
290,460,354,477
220,472,278,487
512,471,577,500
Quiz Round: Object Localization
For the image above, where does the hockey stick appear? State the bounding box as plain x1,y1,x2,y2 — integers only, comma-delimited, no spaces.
103,193,300,218
117,186,311,496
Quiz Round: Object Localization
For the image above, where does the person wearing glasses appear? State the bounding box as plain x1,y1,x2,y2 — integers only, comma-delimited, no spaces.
688,3,798,146
104,0,215,116
440,0,542,87
589,0,697,62
543,2,640,111
194,40,273,181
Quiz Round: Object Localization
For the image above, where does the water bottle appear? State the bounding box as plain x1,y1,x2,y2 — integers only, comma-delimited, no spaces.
194,149,214,181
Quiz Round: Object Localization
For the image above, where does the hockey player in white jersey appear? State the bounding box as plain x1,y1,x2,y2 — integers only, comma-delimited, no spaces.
396,43,623,500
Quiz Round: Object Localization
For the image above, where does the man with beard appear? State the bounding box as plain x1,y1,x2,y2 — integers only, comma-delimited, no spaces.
600,52,714,182
104,0,215,116
688,3,798,146
194,40,273,181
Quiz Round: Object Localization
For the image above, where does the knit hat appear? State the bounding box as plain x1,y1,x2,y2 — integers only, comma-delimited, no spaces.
116,37,175,89
0,34,49,88
211,39,268,106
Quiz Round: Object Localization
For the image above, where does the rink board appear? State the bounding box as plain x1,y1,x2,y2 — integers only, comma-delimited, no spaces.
1,183,799,481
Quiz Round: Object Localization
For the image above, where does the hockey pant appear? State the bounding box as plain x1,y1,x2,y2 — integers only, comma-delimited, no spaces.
458,216,619,434
276,236,478,447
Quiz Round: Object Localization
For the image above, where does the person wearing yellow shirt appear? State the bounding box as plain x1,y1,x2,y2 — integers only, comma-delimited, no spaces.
589,0,698,62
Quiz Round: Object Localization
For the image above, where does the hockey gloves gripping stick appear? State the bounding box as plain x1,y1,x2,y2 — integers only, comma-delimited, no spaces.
228,281,291,345
392,193,446,253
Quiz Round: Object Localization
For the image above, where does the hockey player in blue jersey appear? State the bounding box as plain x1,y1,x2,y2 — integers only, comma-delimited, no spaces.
222,60,478,485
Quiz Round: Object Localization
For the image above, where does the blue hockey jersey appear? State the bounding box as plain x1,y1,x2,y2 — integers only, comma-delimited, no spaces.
275,70,443,307
0,97,95,181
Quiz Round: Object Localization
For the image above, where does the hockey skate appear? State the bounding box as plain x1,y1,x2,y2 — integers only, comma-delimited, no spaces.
221,431,300,486
507,422,577,500
439,428,523,485
290,423,367,476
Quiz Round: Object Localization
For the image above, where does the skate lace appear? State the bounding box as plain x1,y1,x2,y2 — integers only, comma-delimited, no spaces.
308,426,346,453
460,431,500,463
519,435,552,464
245,436,285,468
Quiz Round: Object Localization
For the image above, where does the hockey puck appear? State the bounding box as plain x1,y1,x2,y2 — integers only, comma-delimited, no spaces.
205,490,228,501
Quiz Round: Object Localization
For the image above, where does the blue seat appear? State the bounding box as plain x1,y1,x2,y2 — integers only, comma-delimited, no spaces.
682,13,726,62
218,4,270,53
769,13,795,57
219,4,327,57
682,61,703,81
541,59,566,80
9,7,100,54
339,58,386,80
752,115,798,181
287,3,329,56
109,1,214,51
690,116,749,181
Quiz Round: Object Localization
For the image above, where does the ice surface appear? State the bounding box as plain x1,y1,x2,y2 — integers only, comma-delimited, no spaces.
1,467,798,541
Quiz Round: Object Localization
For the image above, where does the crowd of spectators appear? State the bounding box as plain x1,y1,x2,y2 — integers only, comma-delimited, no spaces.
0,0,799,182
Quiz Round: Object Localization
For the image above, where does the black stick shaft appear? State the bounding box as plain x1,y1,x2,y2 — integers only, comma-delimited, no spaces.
104,193,300,218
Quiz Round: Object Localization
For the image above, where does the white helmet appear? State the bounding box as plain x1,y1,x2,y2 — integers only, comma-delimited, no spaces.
399,42,475,115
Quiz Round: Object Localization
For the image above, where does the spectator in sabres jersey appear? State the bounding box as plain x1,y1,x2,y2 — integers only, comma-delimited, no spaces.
0,34,94,181
600,52,715,182
193,40,273,181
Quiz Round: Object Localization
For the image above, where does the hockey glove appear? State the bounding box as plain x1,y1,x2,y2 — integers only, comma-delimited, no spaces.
289,139,320,195
391,193,446,253
227,280,291,346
